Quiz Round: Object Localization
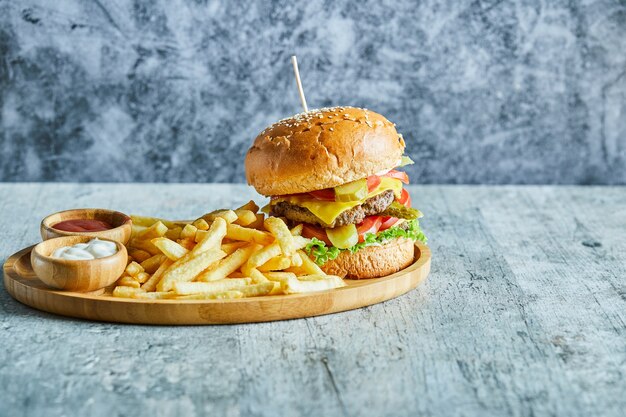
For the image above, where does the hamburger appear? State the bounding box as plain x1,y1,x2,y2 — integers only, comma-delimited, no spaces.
245,106,427,279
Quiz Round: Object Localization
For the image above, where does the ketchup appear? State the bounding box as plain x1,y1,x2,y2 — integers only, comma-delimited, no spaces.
53,219,113,232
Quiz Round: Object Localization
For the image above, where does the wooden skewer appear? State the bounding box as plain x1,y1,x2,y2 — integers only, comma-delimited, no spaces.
291,56,308,112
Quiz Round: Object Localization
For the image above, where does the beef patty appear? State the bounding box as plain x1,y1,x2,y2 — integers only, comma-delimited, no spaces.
270,190,395,228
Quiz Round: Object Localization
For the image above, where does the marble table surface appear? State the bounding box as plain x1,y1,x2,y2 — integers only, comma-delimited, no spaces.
0,183,624,417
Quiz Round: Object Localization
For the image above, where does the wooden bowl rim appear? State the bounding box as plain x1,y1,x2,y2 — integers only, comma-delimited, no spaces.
41,208,132,238
32,235,127,266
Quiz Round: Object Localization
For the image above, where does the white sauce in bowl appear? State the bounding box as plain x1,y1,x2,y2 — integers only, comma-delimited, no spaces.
51,238,118,260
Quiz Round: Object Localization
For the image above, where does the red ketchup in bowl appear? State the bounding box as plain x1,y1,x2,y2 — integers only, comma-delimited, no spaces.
52,219,114,232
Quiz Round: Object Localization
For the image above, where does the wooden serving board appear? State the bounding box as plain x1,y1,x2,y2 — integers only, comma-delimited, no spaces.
3,242,431,325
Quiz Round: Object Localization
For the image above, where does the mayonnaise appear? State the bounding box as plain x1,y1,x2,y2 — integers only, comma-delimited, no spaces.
52,238,118,260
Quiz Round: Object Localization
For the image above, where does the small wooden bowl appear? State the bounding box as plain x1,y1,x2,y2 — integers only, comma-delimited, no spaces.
41,208,132,244
31,235,128,292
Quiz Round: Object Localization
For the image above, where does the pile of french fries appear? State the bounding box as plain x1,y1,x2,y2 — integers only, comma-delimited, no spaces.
112,201,346,300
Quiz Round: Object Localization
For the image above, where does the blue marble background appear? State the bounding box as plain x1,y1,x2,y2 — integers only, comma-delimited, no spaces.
0,0,624,184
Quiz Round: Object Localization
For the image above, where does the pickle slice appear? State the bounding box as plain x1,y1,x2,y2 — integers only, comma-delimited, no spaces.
380,201,423,220
334,179,368,202
326,224,358,249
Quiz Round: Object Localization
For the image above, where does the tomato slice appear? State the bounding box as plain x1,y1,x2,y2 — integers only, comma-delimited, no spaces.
356,216,382,242
302,224,331,245
384,170,409,184
398,188,411,207
379,216,400,231
366,175,381,192
308,189,335,201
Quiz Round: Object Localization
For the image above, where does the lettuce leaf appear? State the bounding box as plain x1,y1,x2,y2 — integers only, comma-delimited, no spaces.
304,238,341,265
398,155,415,167
304,219,428,265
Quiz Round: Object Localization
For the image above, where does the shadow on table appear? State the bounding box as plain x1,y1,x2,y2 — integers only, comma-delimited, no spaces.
0,269,105,326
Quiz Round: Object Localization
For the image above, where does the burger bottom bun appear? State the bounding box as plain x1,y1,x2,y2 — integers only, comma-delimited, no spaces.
320,237,416,279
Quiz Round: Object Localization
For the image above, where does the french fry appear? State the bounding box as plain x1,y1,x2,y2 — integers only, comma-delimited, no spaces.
228,271,246,278
165,227,182,240
131,215,158,227
248,213,265,230
280,275,346,294
297,274,331,281
180,224,198,239
157,249,226,292
117,275,140,288
242,242,281,275
181,281,273,298
234,209,257,226
173,278,252,295
297,250,325,275
258,256,291,272
293,236,311,250
140,254,167,274
248,268,269,283
130,238,161,256
201,209,238,224
264,271,297,282
151,237,189,261
131,215,177,229
264,217,296,256
221,241,248,254
133,221,169,241
112,286,145,298
177,238,196,250
290,252,303,267
194,230,208,243
192,218,210,231
128,248,151,263
236,200,259,213
226,224,273,245
176,290,244,300
141,259,173,292
133,291,177,300
197,244,260,282
194,217,227,254
238,282,275,297
125,261,144,277
290,224,303,236
247,270,282,294
172,221,192,227
131,224,148,238
269,282,282,294
136,271,150,284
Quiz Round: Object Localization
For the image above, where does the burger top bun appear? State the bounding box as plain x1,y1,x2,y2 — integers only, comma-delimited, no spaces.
245,106,405,196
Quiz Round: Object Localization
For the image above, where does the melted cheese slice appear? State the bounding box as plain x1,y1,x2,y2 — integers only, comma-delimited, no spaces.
271,177,403,225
